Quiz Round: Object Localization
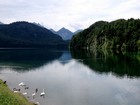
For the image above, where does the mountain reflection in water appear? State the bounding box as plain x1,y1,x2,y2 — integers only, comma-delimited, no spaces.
0,49,63,71
0,49,140,105
0,48,140,78
71,49,140,78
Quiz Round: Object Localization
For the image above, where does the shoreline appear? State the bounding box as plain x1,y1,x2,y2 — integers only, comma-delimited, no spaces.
0,79,37,105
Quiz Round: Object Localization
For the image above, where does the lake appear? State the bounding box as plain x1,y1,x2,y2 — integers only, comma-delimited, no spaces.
0,49,140,105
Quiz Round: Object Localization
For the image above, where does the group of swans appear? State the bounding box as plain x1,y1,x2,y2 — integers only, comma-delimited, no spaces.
13,82,45,98
32,88,45,98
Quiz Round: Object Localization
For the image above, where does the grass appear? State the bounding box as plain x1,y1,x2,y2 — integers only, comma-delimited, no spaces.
0,79,34,105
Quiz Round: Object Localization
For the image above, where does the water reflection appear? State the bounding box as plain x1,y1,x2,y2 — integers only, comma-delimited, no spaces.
0,49,63,72
71,49,140,78
0,49,140,105
1,58,140,105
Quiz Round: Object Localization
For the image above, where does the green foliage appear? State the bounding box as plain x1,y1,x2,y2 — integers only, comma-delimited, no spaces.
137,40,140,50
70,18,140,51
0,80,34,105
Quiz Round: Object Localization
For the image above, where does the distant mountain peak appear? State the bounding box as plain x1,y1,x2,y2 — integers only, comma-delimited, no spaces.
49,27,83,40
32,22,45,28
58,27,70,31
0,21,4,24
56,27,73,40
61,27,66,29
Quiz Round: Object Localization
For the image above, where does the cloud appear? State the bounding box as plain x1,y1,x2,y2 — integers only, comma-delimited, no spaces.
0,0,140,31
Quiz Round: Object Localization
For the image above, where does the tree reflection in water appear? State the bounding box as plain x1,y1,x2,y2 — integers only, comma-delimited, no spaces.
71,49,140,78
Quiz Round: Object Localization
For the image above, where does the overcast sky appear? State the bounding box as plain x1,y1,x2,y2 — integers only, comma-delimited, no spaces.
0,0,140,31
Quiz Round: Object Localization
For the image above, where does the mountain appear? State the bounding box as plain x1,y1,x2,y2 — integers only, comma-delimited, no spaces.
70,18,140,51
0,21,67,48
0,22,3,24
73,29,83,34
50,27,82,40
49,28,57,34
56,27,73,40
32,22,45,28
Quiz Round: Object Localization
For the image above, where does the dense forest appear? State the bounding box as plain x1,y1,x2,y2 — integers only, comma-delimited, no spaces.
70,18,140,51
0,21,68,48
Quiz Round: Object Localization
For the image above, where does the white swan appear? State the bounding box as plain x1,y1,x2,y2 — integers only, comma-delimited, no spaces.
23,92,27,95
36,102,40,105
19,82,26,86
13,90,20,93
32,92,36,99
40,88,45,97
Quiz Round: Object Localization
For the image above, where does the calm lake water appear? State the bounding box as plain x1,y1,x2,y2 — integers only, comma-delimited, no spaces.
0,49,140,105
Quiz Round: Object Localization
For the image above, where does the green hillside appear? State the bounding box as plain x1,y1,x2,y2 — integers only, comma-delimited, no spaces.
0,21,67,48
0,80,34,105
70,18,140,51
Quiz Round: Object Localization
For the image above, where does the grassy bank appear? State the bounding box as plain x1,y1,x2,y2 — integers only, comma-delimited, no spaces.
0,79,34,105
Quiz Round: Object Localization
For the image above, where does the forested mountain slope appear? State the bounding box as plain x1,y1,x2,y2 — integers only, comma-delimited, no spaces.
70,18,140,51
0,21,67,48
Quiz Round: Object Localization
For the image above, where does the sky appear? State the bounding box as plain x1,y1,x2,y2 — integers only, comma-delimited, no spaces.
0,0,140,32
